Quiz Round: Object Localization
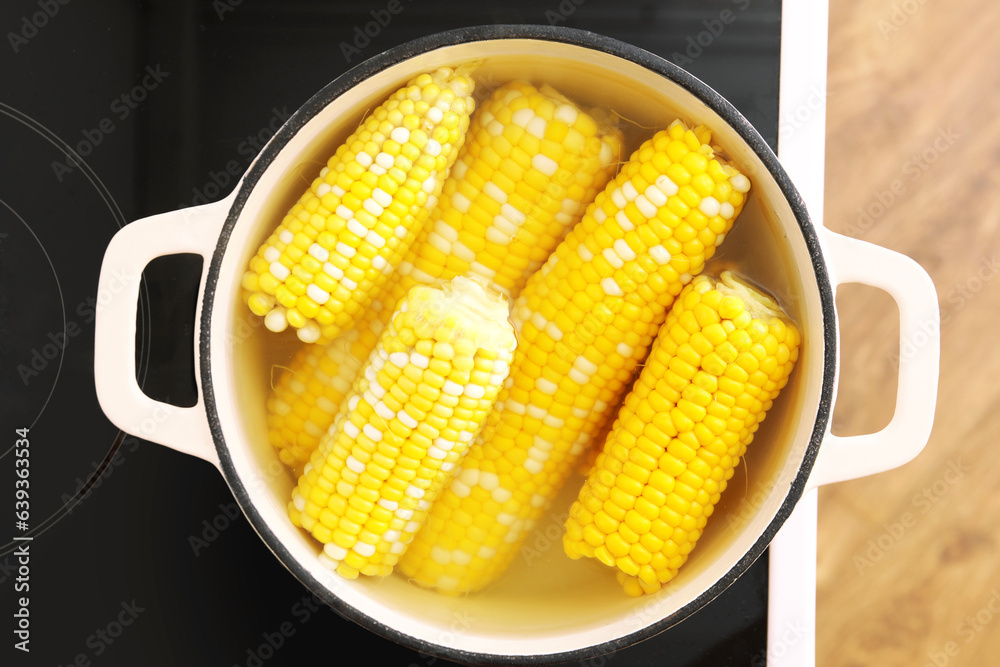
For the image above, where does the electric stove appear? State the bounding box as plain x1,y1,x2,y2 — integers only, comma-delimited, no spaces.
0,1,827,664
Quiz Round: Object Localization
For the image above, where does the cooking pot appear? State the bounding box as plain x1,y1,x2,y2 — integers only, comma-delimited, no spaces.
94,25,939,664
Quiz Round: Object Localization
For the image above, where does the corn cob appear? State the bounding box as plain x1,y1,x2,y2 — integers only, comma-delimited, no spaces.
267,302,388,468
266,81,621,467
242,67,476,344
288,277,516,580
389,80,623,304
398,120,751,594
563,271,800,596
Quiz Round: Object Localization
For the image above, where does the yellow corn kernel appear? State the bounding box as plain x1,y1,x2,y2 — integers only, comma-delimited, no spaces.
564,271,800,596
287,277,516,580
243,67,476,344
399,120,752,595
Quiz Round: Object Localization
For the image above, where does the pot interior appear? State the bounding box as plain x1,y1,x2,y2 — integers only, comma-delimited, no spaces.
209,35,827,659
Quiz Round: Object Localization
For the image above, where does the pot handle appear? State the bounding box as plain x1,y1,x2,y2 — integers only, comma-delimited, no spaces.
805,230,939,491
94,195,236,469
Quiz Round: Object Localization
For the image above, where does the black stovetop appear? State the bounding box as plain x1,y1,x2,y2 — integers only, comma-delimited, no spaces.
0,1,780,665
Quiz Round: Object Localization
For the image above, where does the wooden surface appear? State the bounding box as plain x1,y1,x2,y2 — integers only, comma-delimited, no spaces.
817,0,1000,664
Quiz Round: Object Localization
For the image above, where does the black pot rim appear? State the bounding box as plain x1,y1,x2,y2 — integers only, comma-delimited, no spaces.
200,24,835,667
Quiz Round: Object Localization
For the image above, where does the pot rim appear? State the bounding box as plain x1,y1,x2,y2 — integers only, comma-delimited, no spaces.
199,24,836,665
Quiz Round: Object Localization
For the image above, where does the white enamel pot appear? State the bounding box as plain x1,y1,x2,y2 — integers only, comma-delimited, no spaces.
94,25,939,664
